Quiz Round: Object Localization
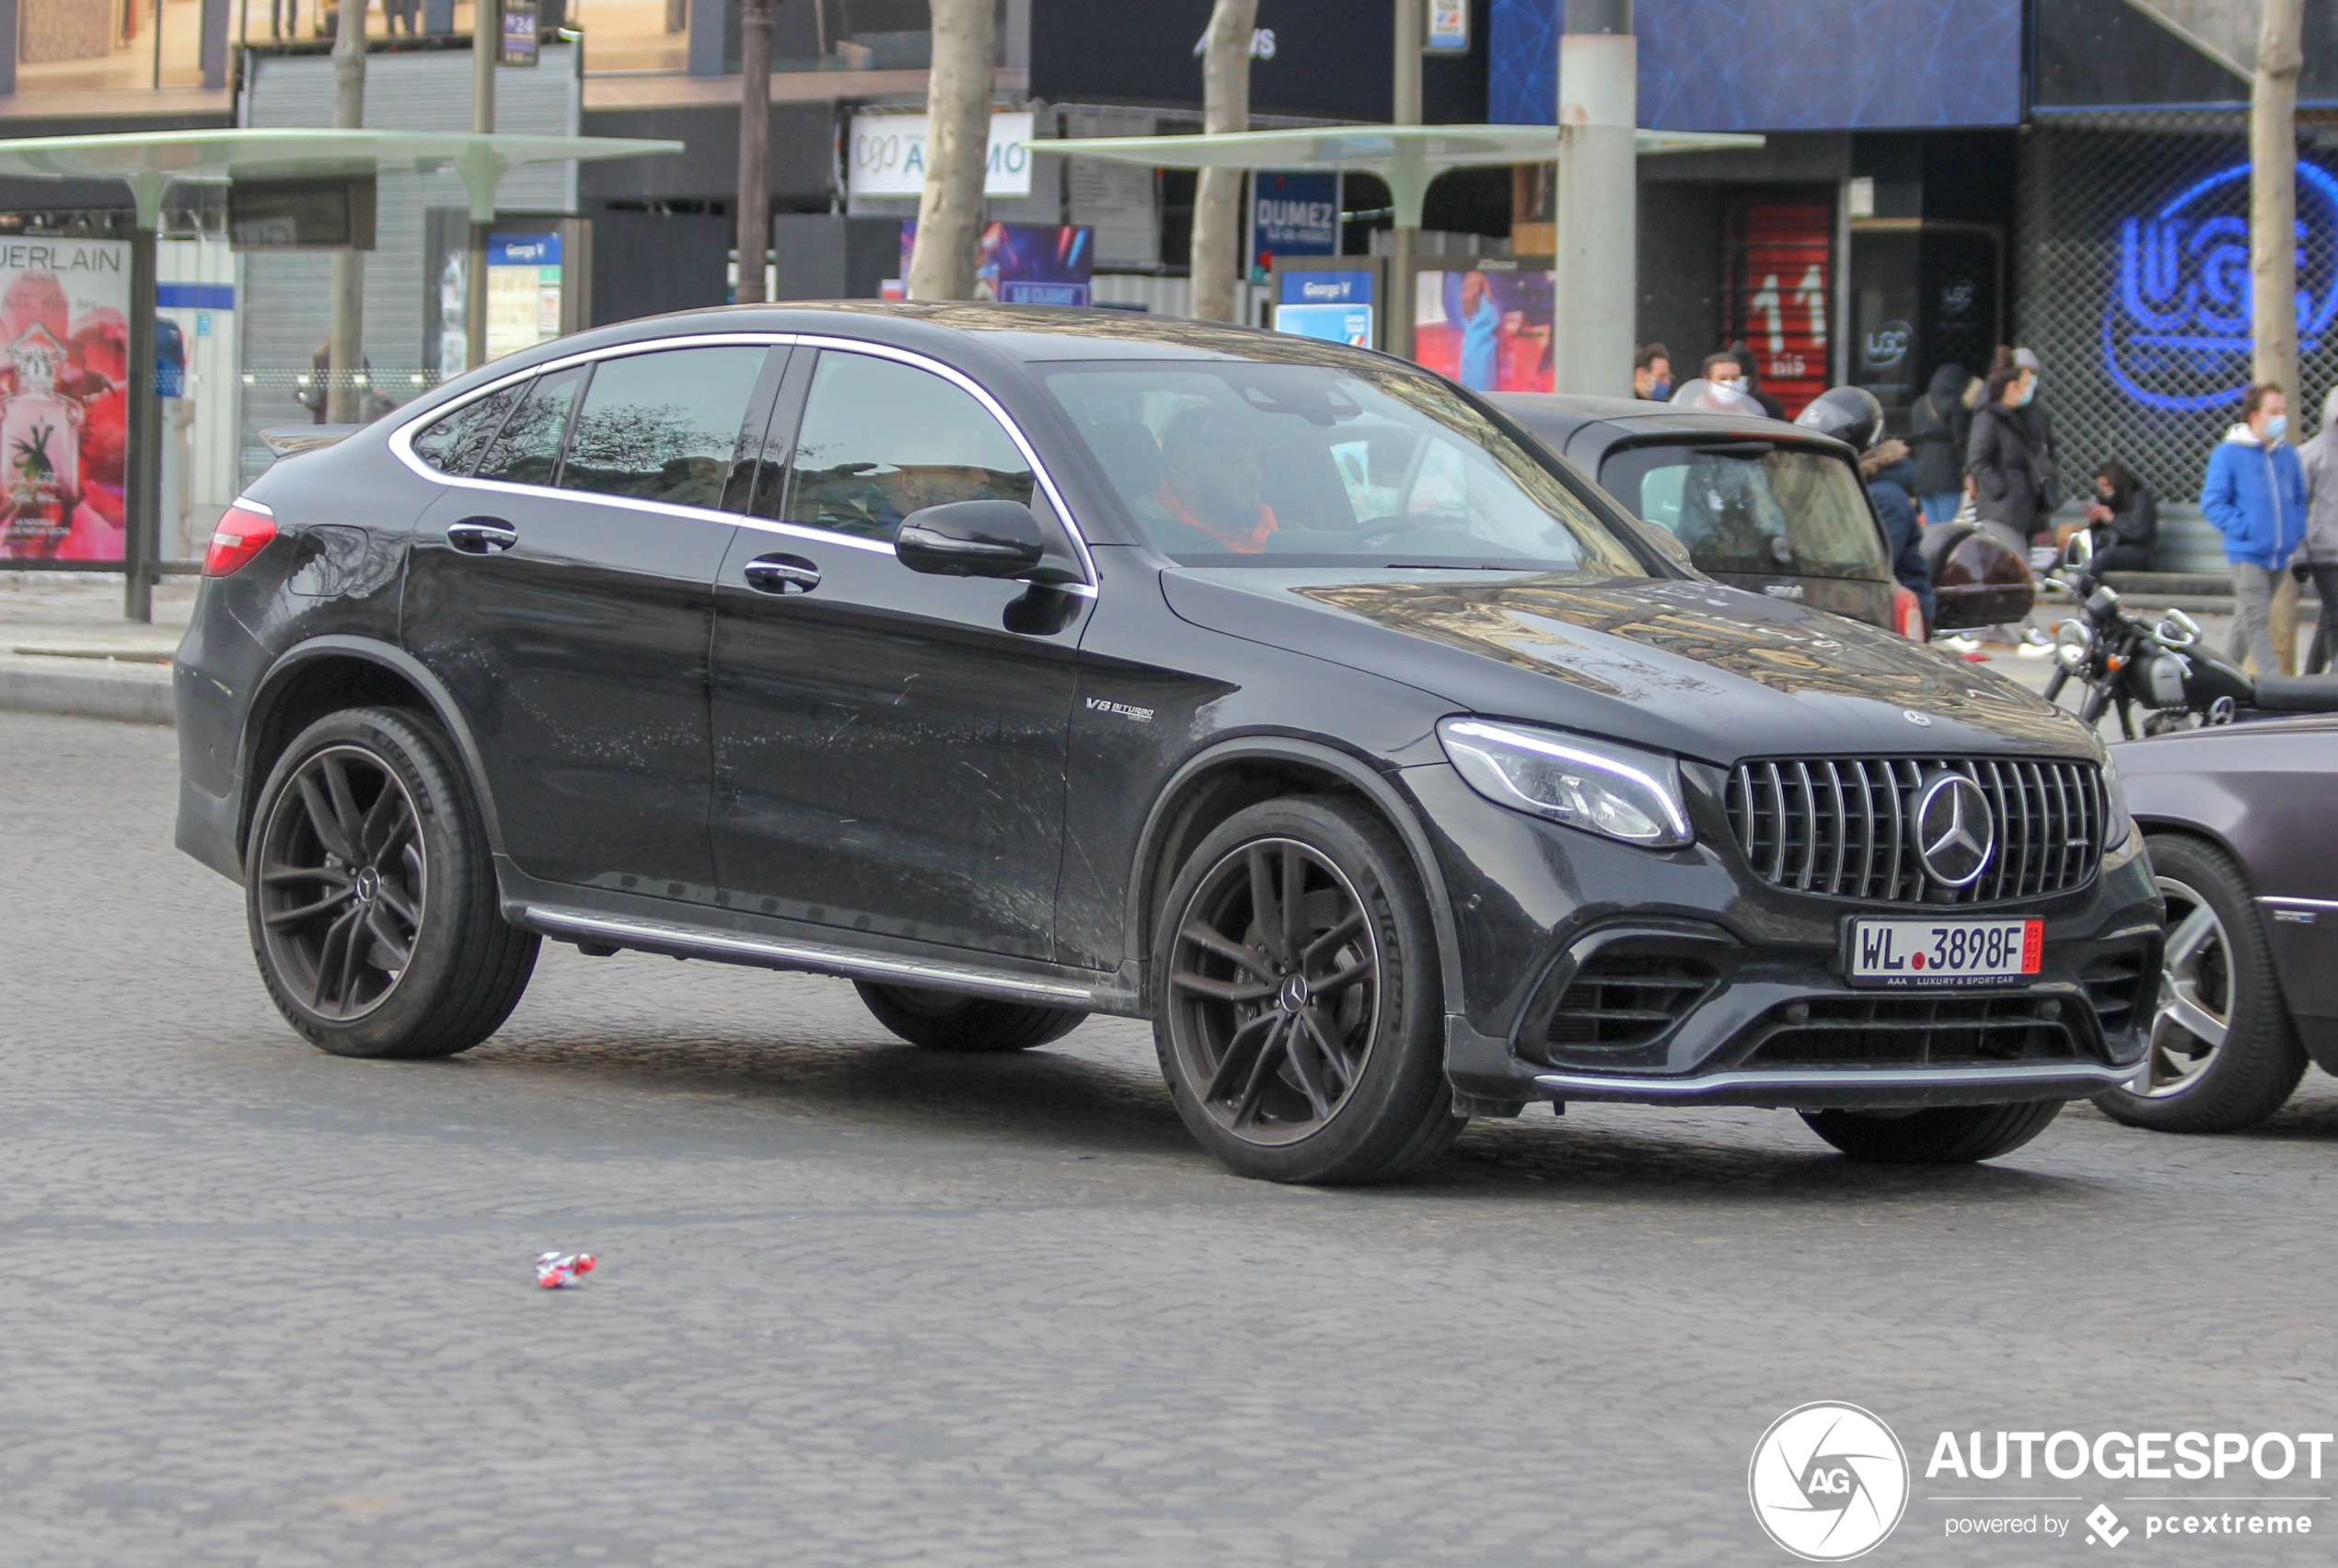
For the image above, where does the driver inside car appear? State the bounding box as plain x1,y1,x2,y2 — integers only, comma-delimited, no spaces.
1148,406,1279,554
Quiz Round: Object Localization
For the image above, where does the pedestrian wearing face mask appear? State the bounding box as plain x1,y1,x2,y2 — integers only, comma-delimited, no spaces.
1633,343,1672,401
2201,383,2309,677
2009,348,2061,532
1965,361,2047,558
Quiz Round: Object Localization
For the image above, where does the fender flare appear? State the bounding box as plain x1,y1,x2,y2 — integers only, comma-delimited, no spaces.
239,635,506,863
1124,735,1466,1020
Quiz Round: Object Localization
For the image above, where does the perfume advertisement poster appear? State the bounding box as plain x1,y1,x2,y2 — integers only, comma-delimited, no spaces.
0,237,132,561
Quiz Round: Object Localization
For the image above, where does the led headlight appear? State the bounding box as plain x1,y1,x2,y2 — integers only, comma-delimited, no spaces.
1437,719,1693,849
2100,752,2134,852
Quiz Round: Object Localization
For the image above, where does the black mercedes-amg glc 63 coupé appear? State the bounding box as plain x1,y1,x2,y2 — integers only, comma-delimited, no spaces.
175,305,2160,1182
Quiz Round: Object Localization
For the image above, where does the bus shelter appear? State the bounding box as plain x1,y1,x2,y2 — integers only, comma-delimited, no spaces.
0,130,680,620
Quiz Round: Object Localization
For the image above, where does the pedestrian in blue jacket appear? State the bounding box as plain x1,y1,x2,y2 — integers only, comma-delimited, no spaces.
2202,384,2309,675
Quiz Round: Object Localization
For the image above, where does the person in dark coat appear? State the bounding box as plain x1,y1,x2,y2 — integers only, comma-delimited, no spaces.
1907,363,1972,525
1966,361,2044,553
2083,459,2158,574
1861,437,1935,628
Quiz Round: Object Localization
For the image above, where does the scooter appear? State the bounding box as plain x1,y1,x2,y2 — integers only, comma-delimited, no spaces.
2039,531,2338,737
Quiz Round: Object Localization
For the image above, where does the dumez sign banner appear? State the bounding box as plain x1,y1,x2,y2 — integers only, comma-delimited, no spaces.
1252,172,1339,268
2105,159,2338,411
849,113,1036,200
0,236,132,563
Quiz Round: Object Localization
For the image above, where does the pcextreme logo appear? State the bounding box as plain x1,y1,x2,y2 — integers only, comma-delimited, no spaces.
1749,1402,1911,1561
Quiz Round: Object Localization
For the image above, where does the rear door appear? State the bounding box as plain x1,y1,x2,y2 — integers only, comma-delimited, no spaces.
400,340,781,894
708,345,1092,962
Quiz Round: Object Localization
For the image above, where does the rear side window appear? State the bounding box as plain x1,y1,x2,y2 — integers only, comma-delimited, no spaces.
559,346,767,511
781,351,1034,542
1598,442,1886,580
410,383,523,476
476,367,584,487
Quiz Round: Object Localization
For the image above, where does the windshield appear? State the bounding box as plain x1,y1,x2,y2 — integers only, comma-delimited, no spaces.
1041,361,1647,575
1598,442,1886,580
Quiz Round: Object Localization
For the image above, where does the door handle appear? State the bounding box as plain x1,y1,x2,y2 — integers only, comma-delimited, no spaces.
743,554,822,594
446,516,518,554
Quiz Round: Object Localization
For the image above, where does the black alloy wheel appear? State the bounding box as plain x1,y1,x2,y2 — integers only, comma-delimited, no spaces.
253,744,425,1020
247,708,538,1059
1154,798,1457,1184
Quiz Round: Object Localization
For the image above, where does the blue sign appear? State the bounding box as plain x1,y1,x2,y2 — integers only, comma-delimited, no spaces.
999,280,1092,306
488,232,561,268
1279,269,1373,306
2104,160,2338,411
1253,172,1339,260
1275,303,1373,348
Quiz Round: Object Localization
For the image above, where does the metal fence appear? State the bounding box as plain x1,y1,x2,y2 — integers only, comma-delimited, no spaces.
2017,110,2338,508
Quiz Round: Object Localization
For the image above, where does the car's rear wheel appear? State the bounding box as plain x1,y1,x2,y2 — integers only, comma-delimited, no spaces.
247,707,538,1059
1152,797,1458,1184
854,982,1086,1052
1800,1101,2064,1164
2094,836,2305,1133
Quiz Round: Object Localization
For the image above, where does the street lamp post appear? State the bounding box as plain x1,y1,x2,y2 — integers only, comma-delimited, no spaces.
1553,0,1635,398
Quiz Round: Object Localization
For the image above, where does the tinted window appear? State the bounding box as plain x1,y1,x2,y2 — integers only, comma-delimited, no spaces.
1042,361,1643,573
559,346,767,511
783,352,1034,542
476,367,583,486
1599,443,1886,579
411,383,522,476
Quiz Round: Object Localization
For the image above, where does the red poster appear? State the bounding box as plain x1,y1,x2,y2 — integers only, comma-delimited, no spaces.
1733,203,1831,420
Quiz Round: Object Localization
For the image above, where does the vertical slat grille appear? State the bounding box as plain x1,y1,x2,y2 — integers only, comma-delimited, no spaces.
1722,757,2102,905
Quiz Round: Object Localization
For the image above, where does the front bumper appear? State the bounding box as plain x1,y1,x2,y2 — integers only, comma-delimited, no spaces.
1406,760,2163,1113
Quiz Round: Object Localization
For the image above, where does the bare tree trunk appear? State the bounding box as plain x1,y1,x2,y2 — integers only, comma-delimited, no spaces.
328,0,370,422
1190,0,1257,323
2251,0,2304,401
467,0,495,373
907,0,996,301
735,0,774,303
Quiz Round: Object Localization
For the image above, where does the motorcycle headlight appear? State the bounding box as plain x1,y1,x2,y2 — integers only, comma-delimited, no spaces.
2100,753,2134,853
1437,719,1693,849
2054,618,2092,670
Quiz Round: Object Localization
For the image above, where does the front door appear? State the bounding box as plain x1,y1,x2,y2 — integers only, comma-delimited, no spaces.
710,347,1091,962
402,341,779,894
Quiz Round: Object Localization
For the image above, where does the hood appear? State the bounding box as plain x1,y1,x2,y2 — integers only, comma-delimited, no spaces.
1161,569,2098,764
1869,456,1918,491
2223,423,2264,446
1926,363,1969,400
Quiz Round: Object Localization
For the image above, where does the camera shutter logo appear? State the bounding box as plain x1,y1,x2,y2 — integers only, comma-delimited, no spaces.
1748,1402,1909,1562
1912,771,1994,890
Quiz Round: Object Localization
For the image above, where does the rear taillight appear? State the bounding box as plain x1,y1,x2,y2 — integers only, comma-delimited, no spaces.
203,502,277,577
1892,584,1926,641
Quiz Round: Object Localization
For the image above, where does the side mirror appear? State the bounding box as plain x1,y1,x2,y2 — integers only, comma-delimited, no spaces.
896,500,1048,580
2061,527,2094,571
1641,520,1695,571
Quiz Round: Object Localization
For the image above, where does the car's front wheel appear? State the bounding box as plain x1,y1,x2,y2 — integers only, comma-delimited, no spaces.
246,707,538,1058
1152,797,1459,1184
854,982,1086,1052
2093,835,2305,1133
1800,1101,2064,1164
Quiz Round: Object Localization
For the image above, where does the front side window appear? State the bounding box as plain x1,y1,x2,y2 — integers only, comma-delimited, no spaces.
411,382,524,476
476,367,584,487
559,346,768,511
781,352,1035,542
1599,443,1886,580
1041,360,1644,574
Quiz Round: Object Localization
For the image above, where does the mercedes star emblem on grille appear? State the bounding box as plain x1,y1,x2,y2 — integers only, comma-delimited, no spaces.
1913,771,1995,889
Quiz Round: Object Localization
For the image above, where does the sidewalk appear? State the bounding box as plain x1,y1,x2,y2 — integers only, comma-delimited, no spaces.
0,573,192,727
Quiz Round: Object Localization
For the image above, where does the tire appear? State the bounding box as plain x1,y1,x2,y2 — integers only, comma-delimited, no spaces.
1152,796,1454,1184
2094,835,2306,1133
246,706,538,1059
854,982,1086,1052
1800,1101,2065,1164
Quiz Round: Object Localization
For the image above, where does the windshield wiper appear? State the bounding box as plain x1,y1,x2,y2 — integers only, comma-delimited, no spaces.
1382,561,1539,571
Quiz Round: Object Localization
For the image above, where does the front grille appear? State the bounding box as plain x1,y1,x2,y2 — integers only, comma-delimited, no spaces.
1724,756,2101,905
1544,952,1719,1050
1740,994,2089,1069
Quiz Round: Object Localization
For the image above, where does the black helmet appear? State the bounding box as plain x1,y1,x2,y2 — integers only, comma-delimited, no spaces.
1793,385,1884,452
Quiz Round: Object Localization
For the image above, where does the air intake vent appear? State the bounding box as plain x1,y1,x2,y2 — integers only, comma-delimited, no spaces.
1544,952,1719,1050
1723,756,2101,905
1742,994,2088,1069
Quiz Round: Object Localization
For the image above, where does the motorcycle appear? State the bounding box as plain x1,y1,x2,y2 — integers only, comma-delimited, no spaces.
2039,531,2338,736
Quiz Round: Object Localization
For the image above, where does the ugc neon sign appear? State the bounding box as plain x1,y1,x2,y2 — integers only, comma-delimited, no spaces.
2102,160,2338,411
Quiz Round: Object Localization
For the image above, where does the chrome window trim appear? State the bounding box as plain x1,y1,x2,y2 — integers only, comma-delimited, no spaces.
387,329,1098,589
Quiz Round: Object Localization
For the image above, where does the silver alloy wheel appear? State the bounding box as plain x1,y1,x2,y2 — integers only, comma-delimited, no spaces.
2136,874,2231,1098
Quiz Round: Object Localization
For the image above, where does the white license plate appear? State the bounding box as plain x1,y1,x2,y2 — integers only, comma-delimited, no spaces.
1846,918,2043,986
